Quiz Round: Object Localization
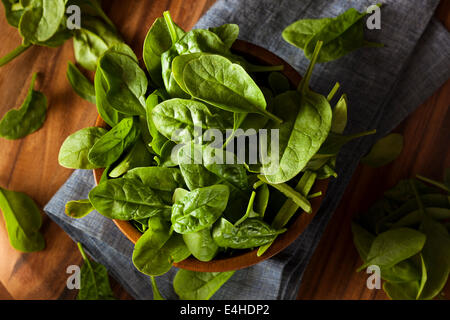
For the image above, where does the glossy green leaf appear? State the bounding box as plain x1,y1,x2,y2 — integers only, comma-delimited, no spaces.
174,270,235,300
66,61,96,104
361,133,404,167
65,199,94,219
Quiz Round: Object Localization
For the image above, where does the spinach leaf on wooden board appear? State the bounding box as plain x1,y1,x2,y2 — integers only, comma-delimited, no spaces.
99,51,148,116
173,270,235,300
0,186,45,252
172,185,230,234
89,178,172,220
65,199,94,219
143,17,185,87
213,217,285,249
180,54,282,123
66,61,96,104
58,127,107,169
132,216,190,276
359,228,426,270
88,117,140,167
361,133,404,167
76,242,115,300
261,42,332,183
0,73,47,140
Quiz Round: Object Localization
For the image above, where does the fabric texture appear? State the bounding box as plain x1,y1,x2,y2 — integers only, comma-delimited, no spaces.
44,0,450,300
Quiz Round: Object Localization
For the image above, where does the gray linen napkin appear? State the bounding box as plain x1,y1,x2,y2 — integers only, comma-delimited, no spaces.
44,0,450,299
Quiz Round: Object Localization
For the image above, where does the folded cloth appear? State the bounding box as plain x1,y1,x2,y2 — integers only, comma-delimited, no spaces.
44,0,450,299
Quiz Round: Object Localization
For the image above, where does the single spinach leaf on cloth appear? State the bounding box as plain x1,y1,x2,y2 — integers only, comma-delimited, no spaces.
58,127,107,169
108,138,153,178
66,62,96,104
361,133,404,167
0,186,45,252
359,228,426,270
174,270,235,300
302,7,382,63
18,0,66,44
213,218,285,249
99,51,148,116
282,17,333,49
260,42,332,183
73,15,123,71
76,242,115,300
182,227,219,262
132,216,190,276
180,54,282,123
65,199,94,219
208,24,239,49
0,73,47,140
171,185,230,234
143,16,185,87
151,98,226,143
88,178,172,220
88,117,140,167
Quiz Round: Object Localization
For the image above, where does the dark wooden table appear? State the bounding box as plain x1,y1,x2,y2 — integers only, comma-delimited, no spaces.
0,0,448,300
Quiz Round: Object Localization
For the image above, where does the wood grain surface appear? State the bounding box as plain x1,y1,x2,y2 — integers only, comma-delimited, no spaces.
0,0,448,300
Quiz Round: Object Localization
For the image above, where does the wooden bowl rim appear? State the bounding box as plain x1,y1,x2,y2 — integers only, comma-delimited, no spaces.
93,39,329,272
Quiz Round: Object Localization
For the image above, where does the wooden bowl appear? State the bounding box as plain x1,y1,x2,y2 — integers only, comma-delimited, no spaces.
93,40,328,272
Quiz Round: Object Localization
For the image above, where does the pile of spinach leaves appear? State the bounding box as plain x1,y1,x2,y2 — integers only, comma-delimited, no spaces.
57,9,381,300
352,170,450,300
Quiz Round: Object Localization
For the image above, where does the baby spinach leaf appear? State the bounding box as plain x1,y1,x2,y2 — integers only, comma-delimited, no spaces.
282,17,333,49
132,216,190,276
108,138,153,178
268,72,290,95
383,281,420,300
143,16,185,87
151,99,225,143
213,218,285,249
416,174,450,194
73,15,123,71
0,73,47,140
173,270,235,300
0,186,45,252
180,54,282,123
303,8,382,63
175,29,230,56
94,62,126,127
66,61,96,104
18,0,66,44
351,222,375,261
261,42,332,183
76,242,115,300
361,133,404,168
1,0,25,27
360,228,426,270
0,43,31,67
161,47,191,99
145,91,168,155
99,51,147,116
89,177,172,220
171,185,230,234
317,129,376,156
182,227,219,262
65,199,94,219
418,217,450,300
88,117,140,167
208,24,239,48
58,127,107,169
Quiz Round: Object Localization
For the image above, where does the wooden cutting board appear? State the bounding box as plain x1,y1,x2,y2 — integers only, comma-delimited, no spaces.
0,0,448,300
